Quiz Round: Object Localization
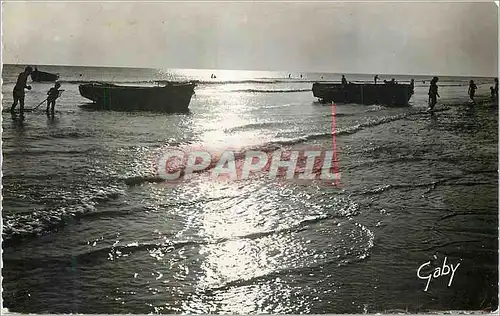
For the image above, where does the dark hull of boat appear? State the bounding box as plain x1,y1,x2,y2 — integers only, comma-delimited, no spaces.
31,71,59,82
312,82,413,106
78,82,196,113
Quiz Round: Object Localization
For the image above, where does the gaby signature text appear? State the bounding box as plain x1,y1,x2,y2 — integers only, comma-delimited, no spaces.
417,256,460,292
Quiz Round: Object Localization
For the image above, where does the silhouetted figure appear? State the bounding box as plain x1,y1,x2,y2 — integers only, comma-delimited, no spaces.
383,80,388,84
300,74,303,79
428,76,440,110
10,66,33,117
468,80,477,104
288,74,291,79
495,77,498,98
410,79,415,95
390,78,396,85
341,75,347,85
46,82,63,117
374,75,379,84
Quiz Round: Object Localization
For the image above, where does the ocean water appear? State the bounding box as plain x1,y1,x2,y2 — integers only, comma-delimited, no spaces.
1,64,498,313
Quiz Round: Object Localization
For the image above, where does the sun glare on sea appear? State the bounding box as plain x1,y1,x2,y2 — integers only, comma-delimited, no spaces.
194,88,274,151
178,179,307,313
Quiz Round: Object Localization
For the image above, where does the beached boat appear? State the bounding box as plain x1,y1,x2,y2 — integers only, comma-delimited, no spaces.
312,82,414,106
78,81,196,113
31,69,59,82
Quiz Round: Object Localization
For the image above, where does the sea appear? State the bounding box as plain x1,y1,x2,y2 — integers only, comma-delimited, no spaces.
1,64,498,314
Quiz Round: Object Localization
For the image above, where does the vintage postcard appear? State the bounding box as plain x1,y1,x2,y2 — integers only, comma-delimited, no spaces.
1,1,498,314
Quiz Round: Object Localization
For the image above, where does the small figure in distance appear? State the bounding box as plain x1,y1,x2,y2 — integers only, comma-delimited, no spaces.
46,82,64,117
288,73,291,79
494,77,498,98
410,79,415,95
468,80,477,104
383,80,388,84
428,76,440,111
10,66,33,117
341,75,347,85
300,74,303,79
390,78,396,84
374,75,379,84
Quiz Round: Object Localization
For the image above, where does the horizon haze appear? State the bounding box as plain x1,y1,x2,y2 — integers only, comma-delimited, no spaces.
2,2,499,77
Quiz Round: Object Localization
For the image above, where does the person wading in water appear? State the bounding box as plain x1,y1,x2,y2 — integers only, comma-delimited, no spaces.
46,82,64,117
10,66,33,117
428,76,440,111
468,80,477,104
495,77,498,99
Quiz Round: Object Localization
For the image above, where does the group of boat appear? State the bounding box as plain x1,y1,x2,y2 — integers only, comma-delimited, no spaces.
31,68,416,113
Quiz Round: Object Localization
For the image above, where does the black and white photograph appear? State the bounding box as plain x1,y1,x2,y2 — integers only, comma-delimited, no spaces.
1,1,498,314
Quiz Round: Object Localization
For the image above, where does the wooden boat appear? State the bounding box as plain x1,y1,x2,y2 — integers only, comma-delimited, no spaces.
312,81,414,106
78,81,196,113
31,68,59,82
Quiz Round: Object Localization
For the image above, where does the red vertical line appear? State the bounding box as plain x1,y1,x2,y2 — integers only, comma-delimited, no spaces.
330,101,341,187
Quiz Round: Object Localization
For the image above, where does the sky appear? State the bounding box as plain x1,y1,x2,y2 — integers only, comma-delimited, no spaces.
2,1,498,76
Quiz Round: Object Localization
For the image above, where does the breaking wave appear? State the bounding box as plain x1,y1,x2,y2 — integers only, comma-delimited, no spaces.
2,190,124,244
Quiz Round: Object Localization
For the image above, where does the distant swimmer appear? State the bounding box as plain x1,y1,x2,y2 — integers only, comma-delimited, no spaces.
10,66,33,117
468,80,477,104
374,75,379,84
428,76,440,110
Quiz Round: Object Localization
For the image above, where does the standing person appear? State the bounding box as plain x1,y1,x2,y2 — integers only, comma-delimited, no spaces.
468,80,477,104
374,75,379,84
428,76,440,110
10,66,33,116
46,82,63,117
341,75,347,85
495,77,498,98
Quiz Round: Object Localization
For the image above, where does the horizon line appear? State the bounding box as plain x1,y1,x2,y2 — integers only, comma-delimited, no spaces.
2,62,497,78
